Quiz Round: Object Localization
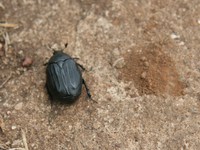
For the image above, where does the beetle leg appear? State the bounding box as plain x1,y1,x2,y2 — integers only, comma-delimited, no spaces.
64,43,68,48
82,79,91,99
77,63,86,71
73,57,79,60
82,80,97,103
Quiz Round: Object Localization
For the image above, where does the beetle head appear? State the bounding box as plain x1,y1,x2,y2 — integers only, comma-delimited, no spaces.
53,50,63,55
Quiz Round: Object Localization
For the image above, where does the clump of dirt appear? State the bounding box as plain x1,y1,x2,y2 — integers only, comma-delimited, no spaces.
120,43,185,96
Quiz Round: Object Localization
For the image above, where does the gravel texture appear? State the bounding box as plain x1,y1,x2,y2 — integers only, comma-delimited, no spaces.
0,0,200,149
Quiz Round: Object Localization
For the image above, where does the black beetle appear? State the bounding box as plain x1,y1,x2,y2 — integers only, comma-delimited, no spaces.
46,45,91,103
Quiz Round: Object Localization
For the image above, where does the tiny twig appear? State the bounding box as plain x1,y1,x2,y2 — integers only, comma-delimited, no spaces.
3,32,10,57
0,23,18,28
21,129,29,150
0,73,12,89
9,148,25,150
0,2,5,9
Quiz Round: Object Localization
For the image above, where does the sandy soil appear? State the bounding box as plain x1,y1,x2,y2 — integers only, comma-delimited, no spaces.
0,0,200,149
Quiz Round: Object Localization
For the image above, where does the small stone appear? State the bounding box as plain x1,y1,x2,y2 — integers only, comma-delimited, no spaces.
11,125,17,130
22,56,33,67
14,102,23,110
179,41,185,46
18,50,24,55
144,61,149,67
7,111,11,115
113,48,120,56
69,125,72,130
140,56,147,61
108,118,114,123
170,33,180,39
141,72,147,79
198,19,200,24
113,57,125,69
93,122,101,129
127,49,131,52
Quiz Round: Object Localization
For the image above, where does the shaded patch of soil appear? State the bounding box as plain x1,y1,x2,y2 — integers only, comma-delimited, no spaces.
120,43,185,96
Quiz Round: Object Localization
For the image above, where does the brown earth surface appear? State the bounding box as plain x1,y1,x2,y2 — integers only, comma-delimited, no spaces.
120,41,186,96
0,0,200,150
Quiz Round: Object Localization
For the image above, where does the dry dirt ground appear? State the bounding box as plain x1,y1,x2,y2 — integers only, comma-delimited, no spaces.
0,0,200,150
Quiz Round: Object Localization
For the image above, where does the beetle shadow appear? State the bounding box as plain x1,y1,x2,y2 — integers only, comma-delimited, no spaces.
47,95,97,125
47,97,80,124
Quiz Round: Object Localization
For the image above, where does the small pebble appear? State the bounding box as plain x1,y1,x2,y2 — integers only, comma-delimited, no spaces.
11,125,17,130
113,48,120,56
198,19,200,24
18,50,24,55
127,49,131,52
140,56,147,61
170,33,180,39
14,102,23,110
22,56,33,67
144,61,149,67
93,122,101,129
179,41,185,46
108,118,114,123
141,72,147,79
7,111,11,115
69,125,72,130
